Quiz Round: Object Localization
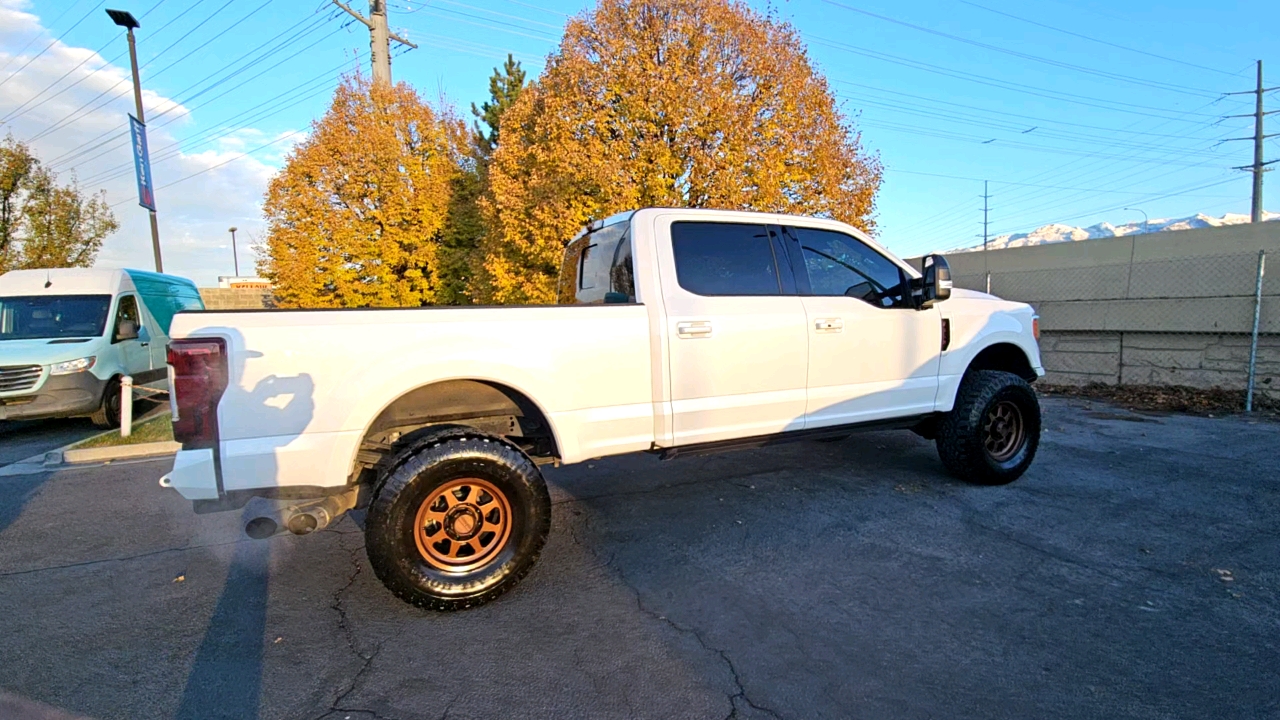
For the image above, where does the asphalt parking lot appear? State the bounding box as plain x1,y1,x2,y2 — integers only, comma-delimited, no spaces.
0,396,1276,720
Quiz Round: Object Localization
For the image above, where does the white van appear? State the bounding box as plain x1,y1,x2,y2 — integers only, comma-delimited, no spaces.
0,268,204,427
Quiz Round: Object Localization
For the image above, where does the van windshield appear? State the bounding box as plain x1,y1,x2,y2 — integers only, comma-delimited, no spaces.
0,295,112,340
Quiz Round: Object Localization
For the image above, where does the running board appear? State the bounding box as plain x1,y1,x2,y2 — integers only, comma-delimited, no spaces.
652,414,935,461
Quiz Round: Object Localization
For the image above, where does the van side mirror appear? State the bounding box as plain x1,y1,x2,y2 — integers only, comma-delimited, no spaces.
137,325,151,344
920,254,952,309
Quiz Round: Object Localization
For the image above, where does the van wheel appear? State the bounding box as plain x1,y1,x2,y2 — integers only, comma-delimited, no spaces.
936,370,1040,485
365,430,551,611
90,377,124,428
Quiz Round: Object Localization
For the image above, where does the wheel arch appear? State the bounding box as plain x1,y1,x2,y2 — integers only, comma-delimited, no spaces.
964,342,1038,382
347,378,562,483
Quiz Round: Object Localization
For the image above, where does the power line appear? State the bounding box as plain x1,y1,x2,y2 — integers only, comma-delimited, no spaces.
956,0,1242,78
81,54,356,186
0,0,107,91
807,35,1227,123
109,128,308,208
23,0,249,145
0,0,170,127
0,0,89,78
59,18,344,178
818,0,1220,98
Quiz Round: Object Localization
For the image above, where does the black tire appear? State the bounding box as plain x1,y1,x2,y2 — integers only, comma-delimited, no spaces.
90,376,124,428
936,370,1040,485
365,429,551,611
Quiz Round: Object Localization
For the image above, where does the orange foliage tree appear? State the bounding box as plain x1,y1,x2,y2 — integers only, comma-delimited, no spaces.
477,0,883,304
260,76,468,308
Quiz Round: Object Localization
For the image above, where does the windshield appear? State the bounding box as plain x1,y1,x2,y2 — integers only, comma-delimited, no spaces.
0,295,113,340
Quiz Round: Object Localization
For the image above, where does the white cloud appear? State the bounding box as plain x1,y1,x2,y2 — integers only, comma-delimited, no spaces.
0,0,301,286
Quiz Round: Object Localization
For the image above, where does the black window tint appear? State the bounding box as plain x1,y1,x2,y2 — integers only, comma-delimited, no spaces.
671,222,781,296
558,222,635,304
792,228,908,308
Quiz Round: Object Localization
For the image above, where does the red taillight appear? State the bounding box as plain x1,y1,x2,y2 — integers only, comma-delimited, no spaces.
167,338,228,450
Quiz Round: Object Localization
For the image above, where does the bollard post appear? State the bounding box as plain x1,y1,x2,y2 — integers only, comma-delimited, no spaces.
1246,250,1266,413
985,271,991,295
121,375,133,436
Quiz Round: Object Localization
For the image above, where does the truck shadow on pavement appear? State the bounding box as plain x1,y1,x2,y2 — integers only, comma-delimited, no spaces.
174,327,315,720
174,541,271,720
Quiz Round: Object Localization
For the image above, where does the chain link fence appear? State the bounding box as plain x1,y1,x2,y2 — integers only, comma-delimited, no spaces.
951,249,1274,409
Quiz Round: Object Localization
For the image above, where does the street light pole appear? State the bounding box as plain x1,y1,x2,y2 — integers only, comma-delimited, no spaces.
228,227,239,277
1123,207,1149,235
107,9,163,273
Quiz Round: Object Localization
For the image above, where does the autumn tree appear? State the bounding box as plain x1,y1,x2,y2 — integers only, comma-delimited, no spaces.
0,136,116,272
260,75,468,308
478,0,883,304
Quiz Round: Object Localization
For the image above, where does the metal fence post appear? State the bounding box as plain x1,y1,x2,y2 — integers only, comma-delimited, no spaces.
1246,250,1266,413
120,375,134,437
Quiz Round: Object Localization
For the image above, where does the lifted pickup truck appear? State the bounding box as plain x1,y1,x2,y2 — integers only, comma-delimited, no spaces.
161,208,1043,610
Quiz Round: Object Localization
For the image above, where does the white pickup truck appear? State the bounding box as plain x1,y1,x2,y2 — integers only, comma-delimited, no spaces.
161,208,1043,610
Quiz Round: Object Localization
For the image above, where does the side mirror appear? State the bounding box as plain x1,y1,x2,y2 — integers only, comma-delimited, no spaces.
137,325,151,344
920,254,952,309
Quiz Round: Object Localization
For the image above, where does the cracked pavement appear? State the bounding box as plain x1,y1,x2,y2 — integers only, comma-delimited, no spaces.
0,397,1277,719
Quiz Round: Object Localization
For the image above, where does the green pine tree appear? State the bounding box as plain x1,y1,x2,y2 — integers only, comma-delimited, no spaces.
470,54,527,163
438,56,528,303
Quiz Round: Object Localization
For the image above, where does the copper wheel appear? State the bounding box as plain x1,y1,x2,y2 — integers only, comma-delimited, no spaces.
414,478,513,573
983,400,1025,463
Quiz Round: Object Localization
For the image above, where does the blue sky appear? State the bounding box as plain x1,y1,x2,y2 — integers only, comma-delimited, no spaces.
1,0,1276,285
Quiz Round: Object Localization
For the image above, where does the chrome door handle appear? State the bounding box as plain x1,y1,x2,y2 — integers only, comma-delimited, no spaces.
676,321,713,339
814,318,843,333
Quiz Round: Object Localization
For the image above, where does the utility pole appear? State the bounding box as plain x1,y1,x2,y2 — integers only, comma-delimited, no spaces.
1225,60,1278,222
107,9,163,272
982,181,991,293
982,180,990,252
332,0,418,84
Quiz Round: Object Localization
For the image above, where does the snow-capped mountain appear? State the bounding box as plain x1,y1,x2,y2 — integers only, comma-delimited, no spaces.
955,211,1279,252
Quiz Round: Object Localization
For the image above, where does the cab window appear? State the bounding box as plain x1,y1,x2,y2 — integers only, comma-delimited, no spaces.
789,227,909,308
558,222,635,304
670,222,783,296
112,296,141,342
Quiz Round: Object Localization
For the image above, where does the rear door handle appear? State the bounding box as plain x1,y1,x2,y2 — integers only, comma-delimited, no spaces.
676,321,713,339
814,318,843,333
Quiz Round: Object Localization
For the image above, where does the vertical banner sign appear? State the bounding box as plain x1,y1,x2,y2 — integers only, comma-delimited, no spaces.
128,114,156,211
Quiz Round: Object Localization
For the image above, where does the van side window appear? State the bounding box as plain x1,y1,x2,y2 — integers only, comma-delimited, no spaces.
112,296,140,342
671,222,782,296
789,227,909,308
558,222,635,304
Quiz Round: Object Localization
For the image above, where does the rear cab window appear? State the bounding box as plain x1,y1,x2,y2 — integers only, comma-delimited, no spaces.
669,221,790,296
559,221,636,304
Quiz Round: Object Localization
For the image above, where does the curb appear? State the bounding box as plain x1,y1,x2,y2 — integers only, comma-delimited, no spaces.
62,441,182,465
0,441,180,477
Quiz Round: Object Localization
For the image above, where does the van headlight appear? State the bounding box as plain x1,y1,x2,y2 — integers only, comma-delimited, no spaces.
50,357,96,375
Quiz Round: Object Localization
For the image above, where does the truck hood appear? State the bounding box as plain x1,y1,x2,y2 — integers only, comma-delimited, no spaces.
949,288,998,301
0,337,100,366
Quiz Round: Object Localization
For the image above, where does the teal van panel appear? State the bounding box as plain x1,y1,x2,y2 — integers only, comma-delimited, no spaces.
125,270,205,335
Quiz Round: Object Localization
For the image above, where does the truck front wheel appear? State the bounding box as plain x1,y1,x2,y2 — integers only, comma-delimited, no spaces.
936,370,1041,485
364,431,551,611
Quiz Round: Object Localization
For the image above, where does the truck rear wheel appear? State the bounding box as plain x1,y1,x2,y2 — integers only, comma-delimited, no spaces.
364,430,551,611
936,370,1040,485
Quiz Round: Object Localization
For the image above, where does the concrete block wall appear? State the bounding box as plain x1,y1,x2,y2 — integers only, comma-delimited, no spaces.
198,288,274,310
1040,330,1280,400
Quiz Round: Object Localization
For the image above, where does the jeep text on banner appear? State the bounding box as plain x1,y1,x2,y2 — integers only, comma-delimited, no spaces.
129,114,156,211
